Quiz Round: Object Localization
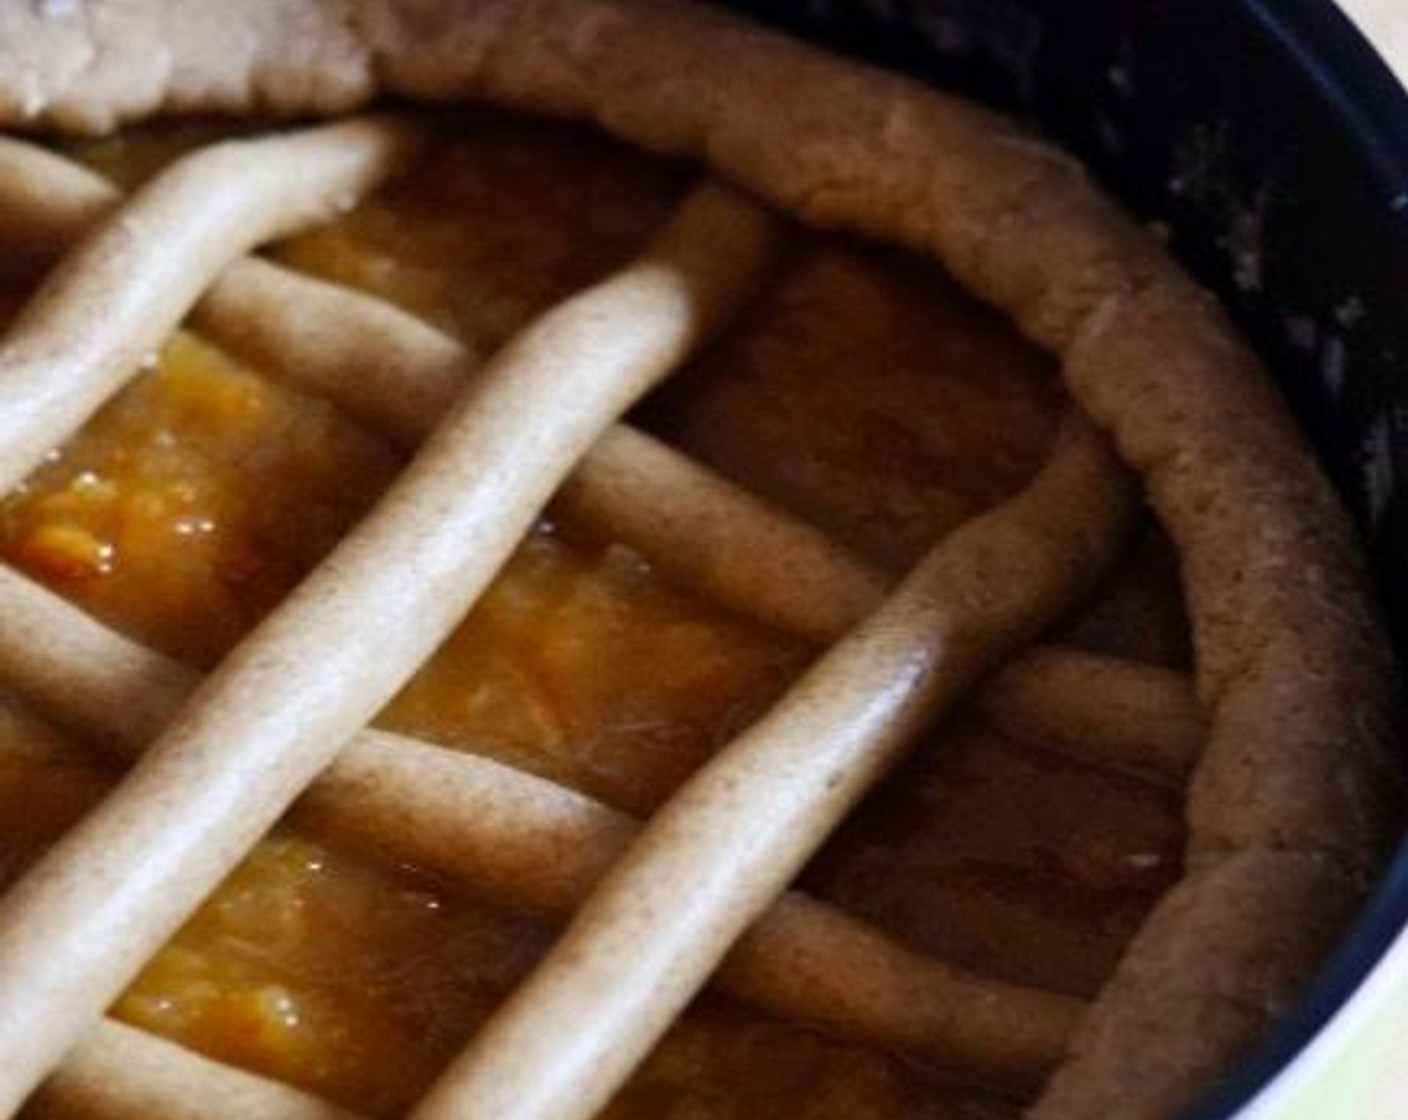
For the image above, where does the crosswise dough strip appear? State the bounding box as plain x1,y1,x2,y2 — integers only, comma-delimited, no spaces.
0,119,421,497
0,136,1206,781
0,561,1080,1090
0,180,780,1118
0,139,118,257
974,648,1204,785
37,1020,361,1120
410,411,1136,1120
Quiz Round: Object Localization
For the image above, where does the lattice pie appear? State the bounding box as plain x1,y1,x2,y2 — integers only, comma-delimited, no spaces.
0,4,1396,1120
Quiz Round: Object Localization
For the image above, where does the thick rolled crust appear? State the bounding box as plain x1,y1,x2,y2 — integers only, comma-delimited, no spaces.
1031,851,1362,1120
0,2,1396,1118
1064,279,1399,871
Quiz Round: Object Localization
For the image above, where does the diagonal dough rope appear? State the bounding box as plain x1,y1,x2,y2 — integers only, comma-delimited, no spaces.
201,262,1202,780
0,136,881,645
0,135,480,444
0,726,364,1120
37,1020,360,1120
209,267,1201,782
0,119,421,497
409,411,1136,1120
0,137,1204,781
0,179,780,1117
554,430,1202,781
187,251,895,643
0,562,1080,1090
203,259,1203,780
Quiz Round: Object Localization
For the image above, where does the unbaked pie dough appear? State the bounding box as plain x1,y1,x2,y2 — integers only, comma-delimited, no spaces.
0,4,1395,1120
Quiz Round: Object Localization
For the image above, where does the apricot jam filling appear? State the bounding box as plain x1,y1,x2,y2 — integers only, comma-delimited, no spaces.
0,116,1182,1118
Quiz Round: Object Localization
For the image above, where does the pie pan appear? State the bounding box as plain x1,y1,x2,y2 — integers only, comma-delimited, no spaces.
728,1,1408,1116
0,2,1402,1119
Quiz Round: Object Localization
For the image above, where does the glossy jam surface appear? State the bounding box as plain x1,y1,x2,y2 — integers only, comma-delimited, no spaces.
1,330,400,666
0,115,1183,1118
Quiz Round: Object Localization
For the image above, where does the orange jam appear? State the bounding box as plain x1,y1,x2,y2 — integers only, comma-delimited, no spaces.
0,114,1184,1118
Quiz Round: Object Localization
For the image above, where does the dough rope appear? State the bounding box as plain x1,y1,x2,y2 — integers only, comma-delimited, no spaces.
410,412,1134,1120
0,134,1204,784
0,175,781,1116
37,1019,361,1120
0,563,1082,1090
0,3,1394,1118
0,118,421,497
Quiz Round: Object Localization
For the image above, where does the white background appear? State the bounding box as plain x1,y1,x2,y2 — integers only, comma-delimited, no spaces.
1339,0,1407,85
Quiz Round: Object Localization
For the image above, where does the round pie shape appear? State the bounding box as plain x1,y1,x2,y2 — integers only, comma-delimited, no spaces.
0,3,1397,1120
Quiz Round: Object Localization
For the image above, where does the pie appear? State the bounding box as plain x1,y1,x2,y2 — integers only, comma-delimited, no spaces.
0,3,1396,1120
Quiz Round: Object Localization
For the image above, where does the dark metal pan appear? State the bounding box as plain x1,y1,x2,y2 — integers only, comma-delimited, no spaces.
727,3,1408,1115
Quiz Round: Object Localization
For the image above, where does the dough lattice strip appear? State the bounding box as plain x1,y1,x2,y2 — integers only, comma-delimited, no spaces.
0,4,1392,1119
0,130,1175,1110
0,175,780,1117
0,135,882,645
198,262,1203,783
0,135,1205,783
0,138,118,257
205,260,1203,783
0,709,357,1118
975,648,1203,785
0,120,420,498
37,1020,359,1120
410,411,1136,1120
0,561,1081,1091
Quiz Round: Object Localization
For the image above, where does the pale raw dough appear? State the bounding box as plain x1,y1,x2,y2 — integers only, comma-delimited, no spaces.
0,3,1396,1119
